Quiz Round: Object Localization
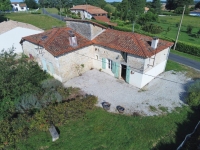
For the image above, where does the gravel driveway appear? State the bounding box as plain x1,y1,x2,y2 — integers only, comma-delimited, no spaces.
64,69,192,116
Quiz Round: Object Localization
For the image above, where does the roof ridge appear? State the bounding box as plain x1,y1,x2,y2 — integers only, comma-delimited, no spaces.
132,33,149,58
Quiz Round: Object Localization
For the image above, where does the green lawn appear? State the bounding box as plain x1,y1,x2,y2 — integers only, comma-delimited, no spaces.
45,8,59,14
3,13,65,30
11,107,200,150
170,50,200,62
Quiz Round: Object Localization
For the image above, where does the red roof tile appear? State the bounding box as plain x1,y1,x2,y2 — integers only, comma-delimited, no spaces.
22,27,93,57
22,27,173,58
71,5,107,14
93,16,110,23
92,29,174,58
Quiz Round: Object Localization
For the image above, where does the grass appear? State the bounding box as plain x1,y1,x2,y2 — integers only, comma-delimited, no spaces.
159,106,168,113
165,60,200,79
3,13,65,30
170,50,200,62
45,8,59,14
10,106,200,150
149,106,157,112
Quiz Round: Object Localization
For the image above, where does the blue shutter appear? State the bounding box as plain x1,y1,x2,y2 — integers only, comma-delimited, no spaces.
111,61,116,74
126,66,130,83
42,59,47,71
102,58,106,69
115,62,119,78
49,63,54,74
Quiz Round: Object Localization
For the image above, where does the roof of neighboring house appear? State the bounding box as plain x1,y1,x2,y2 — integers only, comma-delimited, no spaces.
19,3,27,7
22,27,173,58
71,4,107,14
21,27,93,57
92,29,174,58
0,20,43,35
93,16,110,23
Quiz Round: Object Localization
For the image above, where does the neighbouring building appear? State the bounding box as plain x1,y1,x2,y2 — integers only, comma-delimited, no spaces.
0,20,43,53
11,2,28,11
20,20,173,88
70,4,116,26
144,7,149,13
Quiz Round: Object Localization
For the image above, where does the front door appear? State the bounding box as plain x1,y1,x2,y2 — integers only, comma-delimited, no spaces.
121,64,126,80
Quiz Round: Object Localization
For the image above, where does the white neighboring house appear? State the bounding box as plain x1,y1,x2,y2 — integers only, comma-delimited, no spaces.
0,27,42,54
11,2,28,11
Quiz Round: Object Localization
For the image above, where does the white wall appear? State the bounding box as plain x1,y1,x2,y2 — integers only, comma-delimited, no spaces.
0,27,42,54
12,4,27,11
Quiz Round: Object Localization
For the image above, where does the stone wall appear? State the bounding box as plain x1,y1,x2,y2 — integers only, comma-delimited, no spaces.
57,46,94,82
23,41,62,81
66,21,105,40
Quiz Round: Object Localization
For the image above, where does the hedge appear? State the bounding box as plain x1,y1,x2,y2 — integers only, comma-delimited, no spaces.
92,20,200,57
175,41,200,57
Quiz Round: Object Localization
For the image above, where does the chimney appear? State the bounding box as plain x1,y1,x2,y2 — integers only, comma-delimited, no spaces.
151,37,159,49
68,30,78,47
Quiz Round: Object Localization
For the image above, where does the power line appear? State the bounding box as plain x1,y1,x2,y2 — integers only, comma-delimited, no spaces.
73,51,185,85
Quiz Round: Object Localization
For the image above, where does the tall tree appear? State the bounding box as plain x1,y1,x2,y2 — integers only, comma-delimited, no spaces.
0,0,11,11
152,0,161,14
166,0,193,10
128,0,146,15
24,0,38,9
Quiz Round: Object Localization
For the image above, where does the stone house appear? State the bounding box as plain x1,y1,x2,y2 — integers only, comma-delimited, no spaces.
20,20,173,88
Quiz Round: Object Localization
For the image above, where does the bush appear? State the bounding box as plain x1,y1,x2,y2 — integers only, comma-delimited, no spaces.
174,7,190,14
142,23,163,34
186,25,193,34
137,11,158,25
175,41,200,57
187,80,200,107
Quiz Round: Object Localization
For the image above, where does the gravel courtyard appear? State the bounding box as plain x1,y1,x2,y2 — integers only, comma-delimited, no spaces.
64,69,192,116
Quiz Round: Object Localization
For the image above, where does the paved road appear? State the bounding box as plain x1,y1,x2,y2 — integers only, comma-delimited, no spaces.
169,53,200,70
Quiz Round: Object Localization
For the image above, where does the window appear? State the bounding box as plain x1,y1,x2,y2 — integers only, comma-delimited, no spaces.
108,59,112,70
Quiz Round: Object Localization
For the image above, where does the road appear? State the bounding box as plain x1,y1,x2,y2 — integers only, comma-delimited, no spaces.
169,53,200,70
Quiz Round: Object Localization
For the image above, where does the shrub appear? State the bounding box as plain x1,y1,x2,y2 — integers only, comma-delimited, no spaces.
187,80,200,107
174,7,190,14
186,25,193,34
137,11,158,25
175,41,200,57
142,23,163,34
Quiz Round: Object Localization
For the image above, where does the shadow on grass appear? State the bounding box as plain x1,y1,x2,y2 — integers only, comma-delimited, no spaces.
152,80,200,150
0,14,7,22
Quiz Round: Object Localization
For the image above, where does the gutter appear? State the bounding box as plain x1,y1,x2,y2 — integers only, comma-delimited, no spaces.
177,121,200,150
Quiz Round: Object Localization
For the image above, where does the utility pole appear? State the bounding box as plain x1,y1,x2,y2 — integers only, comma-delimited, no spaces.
173,5,185,50
132,21,134,33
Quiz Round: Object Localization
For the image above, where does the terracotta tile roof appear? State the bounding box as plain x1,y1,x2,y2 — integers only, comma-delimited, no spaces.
71,5,107,14
22,27,173,58
19,3,27,7
92,29,174,58
21,27,93,57
93,16,110,23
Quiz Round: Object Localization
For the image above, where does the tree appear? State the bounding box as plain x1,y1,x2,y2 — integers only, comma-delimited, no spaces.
0,0,11,11
152,0,161,14
24,0,38,9
187,80,200,107
0,48,48,120
166,0,193,10
195,2,200,9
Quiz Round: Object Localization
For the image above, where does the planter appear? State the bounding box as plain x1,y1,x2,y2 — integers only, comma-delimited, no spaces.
102,102,111,110
116,105,125,113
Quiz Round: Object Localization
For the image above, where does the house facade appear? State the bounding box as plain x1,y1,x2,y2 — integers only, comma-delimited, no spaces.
11,2,28,11
21,20,173,88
